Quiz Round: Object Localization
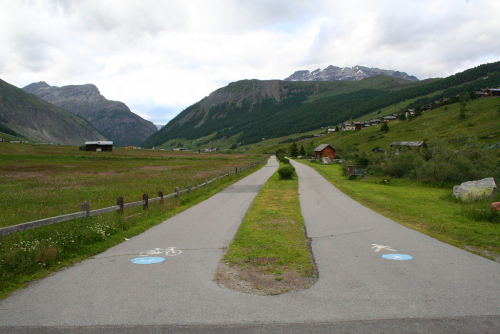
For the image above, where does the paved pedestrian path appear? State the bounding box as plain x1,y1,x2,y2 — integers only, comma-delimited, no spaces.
1,157,499,332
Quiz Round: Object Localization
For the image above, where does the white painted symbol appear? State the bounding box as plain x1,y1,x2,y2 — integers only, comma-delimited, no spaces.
165,247,182,256
371,244,396,252
382,254,413,260
131,257,165,264
140,247,182,257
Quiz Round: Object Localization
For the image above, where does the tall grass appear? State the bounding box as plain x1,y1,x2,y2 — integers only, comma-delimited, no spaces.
0,143,266,298
0,145,261,227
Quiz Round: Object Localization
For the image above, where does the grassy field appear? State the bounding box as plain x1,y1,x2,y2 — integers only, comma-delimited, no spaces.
0,144,265,227
0,143,266,298
301,160,500,261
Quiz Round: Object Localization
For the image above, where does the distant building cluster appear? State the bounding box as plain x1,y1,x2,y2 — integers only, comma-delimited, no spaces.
0,138,49,144
338,86,500,133
198,148,218,153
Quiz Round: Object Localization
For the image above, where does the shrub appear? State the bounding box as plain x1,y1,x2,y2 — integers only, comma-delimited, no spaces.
278,166,295,180
280,157,290,164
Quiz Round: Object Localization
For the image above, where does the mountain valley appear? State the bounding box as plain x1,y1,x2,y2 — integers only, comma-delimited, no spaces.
23,82,157,147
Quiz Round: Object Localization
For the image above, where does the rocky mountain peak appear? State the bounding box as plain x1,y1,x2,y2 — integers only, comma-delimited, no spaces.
23,81,50,93
22,82,157,147
285,65,419,82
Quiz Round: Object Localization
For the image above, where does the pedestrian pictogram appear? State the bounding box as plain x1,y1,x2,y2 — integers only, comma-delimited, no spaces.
371,244,396,253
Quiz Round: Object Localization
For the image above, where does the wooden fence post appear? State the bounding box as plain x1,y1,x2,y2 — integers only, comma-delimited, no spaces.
175,187,180,197
187,184,191,193
195,182,198,190
143,194,149,210
158,191,164,204
117,197,124,214
235,167,238,173
81,201,90,220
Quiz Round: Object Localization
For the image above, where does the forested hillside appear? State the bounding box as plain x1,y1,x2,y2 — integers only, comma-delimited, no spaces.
144,62,500,148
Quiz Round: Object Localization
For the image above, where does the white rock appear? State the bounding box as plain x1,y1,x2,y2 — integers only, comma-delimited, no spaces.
453,177,497,201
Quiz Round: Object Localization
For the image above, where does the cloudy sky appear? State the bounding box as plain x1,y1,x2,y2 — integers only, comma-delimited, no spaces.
1,0,499,126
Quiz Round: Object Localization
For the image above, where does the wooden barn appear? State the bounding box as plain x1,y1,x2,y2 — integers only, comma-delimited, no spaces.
314,144,336,159
85,141,113,152
390,141,427,155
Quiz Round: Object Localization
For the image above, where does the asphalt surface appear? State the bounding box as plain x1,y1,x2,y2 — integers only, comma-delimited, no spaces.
1,157,499,333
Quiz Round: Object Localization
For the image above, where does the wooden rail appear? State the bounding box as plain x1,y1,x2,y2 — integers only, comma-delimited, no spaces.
0,158,267,237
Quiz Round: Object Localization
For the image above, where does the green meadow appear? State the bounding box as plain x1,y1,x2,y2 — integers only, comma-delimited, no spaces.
0,143,266,298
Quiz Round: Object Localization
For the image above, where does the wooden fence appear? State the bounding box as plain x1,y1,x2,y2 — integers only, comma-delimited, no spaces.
0,158,268,237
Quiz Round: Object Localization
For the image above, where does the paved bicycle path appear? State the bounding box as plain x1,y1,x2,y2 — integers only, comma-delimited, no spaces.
1,157,500,332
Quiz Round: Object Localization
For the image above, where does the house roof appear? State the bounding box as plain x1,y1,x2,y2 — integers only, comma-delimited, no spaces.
390,141,426,147
85,141,114,146
314,144,334,152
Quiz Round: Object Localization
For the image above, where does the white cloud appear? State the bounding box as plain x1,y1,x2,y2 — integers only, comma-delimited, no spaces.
1,0,499,125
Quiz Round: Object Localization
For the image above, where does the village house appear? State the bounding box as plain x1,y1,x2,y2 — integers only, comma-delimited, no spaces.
198,148,217,153
341,122,356,131
383,115,397,122
314,144,336,159
475,88,489,97
390,141,427,155
429,97,451,108
85,141,113,152
372,147,387,154
353,122,363,130
405,109,415,118
487,88,500,97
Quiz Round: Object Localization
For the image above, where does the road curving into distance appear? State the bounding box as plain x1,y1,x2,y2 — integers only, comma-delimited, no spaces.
0,156,499,333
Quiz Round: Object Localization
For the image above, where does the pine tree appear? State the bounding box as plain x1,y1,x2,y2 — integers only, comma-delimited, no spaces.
381,122,389,133
289,142,299,157
415,105,422,117
299,145,306,156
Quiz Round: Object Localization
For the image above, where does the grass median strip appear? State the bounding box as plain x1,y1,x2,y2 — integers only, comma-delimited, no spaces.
215,164,317,295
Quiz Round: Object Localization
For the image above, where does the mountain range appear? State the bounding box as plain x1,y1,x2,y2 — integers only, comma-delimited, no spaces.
0,78,106,145
145,62,500,149
23,82,157,147
284,65,419,82
4,62,499,150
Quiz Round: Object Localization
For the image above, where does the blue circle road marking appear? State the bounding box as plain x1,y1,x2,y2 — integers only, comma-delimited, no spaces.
130,257,165,264
382,254,413,260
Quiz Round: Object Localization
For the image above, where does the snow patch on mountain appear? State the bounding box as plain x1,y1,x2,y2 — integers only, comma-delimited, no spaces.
285,65,419,82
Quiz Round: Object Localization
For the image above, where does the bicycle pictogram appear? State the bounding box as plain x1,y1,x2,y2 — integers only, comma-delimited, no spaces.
140,247,182,257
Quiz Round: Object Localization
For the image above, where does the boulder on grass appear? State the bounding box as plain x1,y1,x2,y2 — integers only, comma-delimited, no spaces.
322,157,332,164
453,177,497,201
